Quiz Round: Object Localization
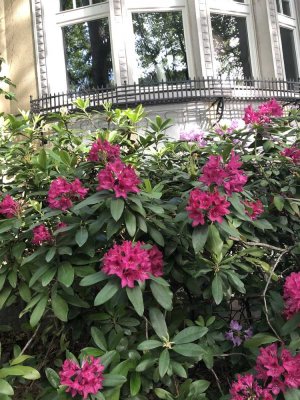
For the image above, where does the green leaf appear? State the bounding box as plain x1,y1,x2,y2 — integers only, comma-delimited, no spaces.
281,313,300,336
72,192,104,211
188,380,210,396
130,372,141,396
173,343,204,358
284,389,300,400
125,210,136,237
150,281,173,311
226,271,245,293
126,286,144,316
244,333,278,349
10,355,33,366
0,379,13,395
159,349,170,378
252,219,274,231
57,262,74,287
149,227,165,246
45,247,56,263
41,268,57,286
100,351,117,369
154,388,173,400
171,361,187,378
137,340,162,351
135,358,156,372
29,264,49,287
94,280,119,306
91,327,107,351
30,294,48,327
149,308,168,340
102,374,126,387
110,199,124,222
75,226,88,247
219,220,240,238
230,193,246,215
45,368,60,388
212,274,223,305
51,293,68,322
0,366,40,380
80,271,108,286
0,288,12,310
206,225,223,256
173,326,208,344
192,226,208,254
274,195,285,211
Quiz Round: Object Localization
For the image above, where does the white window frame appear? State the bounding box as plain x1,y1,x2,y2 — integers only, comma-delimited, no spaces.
123,0,195,84
41,0,111,93
277,0,300,80
207,0,260,79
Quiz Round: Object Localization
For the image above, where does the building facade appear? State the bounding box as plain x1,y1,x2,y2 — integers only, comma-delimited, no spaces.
1,0,300,126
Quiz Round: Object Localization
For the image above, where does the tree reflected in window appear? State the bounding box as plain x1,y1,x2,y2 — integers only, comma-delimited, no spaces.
132,12,189,83
211,14,252,79
62,18,113,90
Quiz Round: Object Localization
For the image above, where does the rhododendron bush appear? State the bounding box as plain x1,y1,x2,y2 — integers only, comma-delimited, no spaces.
0,99,299,400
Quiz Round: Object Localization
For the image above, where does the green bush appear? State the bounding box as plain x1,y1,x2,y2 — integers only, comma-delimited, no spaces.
0,99,299,399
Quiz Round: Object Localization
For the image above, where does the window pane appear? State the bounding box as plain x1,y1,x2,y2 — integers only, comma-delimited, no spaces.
132,12,189,83
276,0,281,12
76,0,90,7
211,14,252,79
280,27,298,80
63,19,113,90
282,0,291,16
234,0,244,2
60,0,73,11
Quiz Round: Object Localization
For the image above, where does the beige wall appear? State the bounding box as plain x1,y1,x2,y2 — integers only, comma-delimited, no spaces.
0,0,38,114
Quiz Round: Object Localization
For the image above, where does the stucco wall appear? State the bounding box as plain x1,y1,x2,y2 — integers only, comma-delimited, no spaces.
0,0,38,114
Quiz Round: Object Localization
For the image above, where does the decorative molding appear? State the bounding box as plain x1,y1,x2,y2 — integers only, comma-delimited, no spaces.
32,0,48,95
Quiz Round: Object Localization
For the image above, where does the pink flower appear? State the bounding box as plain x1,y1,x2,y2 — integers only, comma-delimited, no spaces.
48,177,88,211
243,100,283,125
147,245,164,277
199,152,247,196
59,356,105,399
179,128,207,146
243,200,264,220
255,344,300,395
214,119,243,136
281,146,300,165
283,272,300,319
230,374,273,400
186,188,230,227
97,160,140,198
0,195,20,218
32,224,53,245
102,241,152,288
88,139,120,163
57,222,68,230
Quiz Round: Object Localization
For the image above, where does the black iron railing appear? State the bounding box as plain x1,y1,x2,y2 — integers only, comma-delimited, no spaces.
30,78,300,115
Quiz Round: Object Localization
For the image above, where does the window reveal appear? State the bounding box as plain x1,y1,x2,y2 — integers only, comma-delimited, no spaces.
62,18,113,90
280,27,298,80
132,11,189,83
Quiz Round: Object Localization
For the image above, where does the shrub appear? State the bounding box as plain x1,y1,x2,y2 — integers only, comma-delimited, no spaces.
0,99,299,399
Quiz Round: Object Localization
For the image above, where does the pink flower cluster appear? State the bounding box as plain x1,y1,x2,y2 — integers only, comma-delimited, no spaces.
48,177,88,211
283,271,300,320
281,146,300,165
102,241,163,288
256,344,300,395
230,344,300,399
88,139,120,163
243,99,283,125
200,152,248,196
214,119,241,136
32,224,53,245
230,374,272,400
59,356,105,399
179,128,207,146
97,160,141,199
243,200,264,220
186,188,230,226
0,195,20,218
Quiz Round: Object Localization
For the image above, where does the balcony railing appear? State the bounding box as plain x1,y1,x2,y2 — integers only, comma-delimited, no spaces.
30,78,300,115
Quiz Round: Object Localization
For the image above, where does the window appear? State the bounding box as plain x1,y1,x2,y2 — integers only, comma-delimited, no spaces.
60,0,106,11
276,0,291,16
62,18,113,90
280,27,298,80
132,11,188,83
211,14,252,79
